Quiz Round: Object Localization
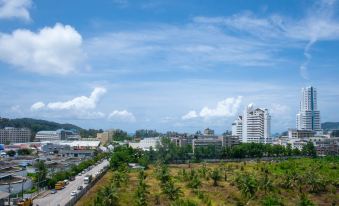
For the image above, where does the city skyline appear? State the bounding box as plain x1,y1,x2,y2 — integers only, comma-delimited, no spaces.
1,0,339,133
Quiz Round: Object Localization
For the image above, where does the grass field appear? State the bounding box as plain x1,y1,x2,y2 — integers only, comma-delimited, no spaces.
77,157,338,206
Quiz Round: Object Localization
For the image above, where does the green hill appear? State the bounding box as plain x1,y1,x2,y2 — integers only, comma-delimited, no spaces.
0,117,102,140
321,122,339,131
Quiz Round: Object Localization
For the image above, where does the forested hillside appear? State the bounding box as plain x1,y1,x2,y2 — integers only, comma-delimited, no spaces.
0,117,102,140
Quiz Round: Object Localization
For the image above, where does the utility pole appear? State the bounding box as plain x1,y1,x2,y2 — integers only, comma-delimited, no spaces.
8,174,11,206
21,178,26,198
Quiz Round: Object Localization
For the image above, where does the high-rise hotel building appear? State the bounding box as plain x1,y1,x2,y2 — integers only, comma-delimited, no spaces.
296,86,321,132
232,104,271,144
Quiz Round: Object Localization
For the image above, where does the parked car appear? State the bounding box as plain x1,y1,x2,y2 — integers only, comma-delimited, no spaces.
70,191,77,196
77,185,83,190
51,189,57,194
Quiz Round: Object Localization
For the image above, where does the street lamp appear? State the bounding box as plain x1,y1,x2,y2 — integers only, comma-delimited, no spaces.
21,177,27,198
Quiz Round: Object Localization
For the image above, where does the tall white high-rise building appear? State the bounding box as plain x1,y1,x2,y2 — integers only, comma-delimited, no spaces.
231,116,243,137
296,86,321,132
232,104,271,144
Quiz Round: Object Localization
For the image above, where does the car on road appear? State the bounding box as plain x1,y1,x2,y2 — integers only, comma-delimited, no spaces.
51,189,57,194
70,191,77,196
77,185,83,190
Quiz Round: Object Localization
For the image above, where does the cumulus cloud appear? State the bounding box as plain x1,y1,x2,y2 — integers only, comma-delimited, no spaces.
47,87,106,110
108,110,136,122
0,23,85,75
31,87,106,111
199,96,243,118
0,0,32,21
182,110,198,120
30,101,45,111
182,96,242,120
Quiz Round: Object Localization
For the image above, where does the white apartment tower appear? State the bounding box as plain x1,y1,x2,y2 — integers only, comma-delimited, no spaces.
296,86,321,132
231,116,243,137
232,104,271,144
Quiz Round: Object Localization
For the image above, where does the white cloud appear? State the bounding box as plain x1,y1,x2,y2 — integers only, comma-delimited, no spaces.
194,0,339,79
30,87,107,120
0,0,32,21
30,101,45,111
31,87,106,111
0,23,85,75
270,103,291,116
199,96,243,118
108,110,136,122
182,96,243,120
182,110,198,120
85,22,279,72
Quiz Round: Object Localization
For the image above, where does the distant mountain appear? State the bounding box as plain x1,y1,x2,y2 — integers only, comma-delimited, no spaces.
322,122,339,131
0,117,102,140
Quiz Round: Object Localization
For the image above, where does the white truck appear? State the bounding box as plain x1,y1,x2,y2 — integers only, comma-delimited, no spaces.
84,174,92,184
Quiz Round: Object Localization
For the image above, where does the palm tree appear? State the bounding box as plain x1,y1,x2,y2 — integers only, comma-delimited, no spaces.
99,183,119,206
209,168,222,186
259,169,273,195
187,170,201,190
198,163,209,180
235,172,258,200
162,180,182,201
135,170,149,206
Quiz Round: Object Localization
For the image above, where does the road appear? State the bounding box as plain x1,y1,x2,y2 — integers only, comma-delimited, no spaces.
33,159,109,206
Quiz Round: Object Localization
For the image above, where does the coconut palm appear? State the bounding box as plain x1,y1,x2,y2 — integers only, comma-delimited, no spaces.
135,170,149,206
235,172,258,200
209,168,222,186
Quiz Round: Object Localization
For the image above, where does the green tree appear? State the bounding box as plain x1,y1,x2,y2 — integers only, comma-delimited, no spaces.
302,142,317,157
209,168,222,186
162,180,182,201
187,169,201,190
235,172,258,200
155,163,170,185
35,160,48,187
259,168,273,195
17,148,32,155
304,168,326,193
6,150,16,157
135,170,149,206
99,183,119,206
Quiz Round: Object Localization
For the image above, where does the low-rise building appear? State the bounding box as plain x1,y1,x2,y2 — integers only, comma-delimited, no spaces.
0,127,31,144
314,137,339,156
35,129,80,142
204,128,215,136
170,137,188,147
129,137,160,151
41,140,100,157
192,138,223,153
222,135,240,147
96,132,109,145
288,129,315,139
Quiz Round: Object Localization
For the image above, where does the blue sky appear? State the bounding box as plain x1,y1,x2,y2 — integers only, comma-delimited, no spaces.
1,0,339,134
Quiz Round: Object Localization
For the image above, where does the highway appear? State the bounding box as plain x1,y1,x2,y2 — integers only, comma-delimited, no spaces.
33,159,109,206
